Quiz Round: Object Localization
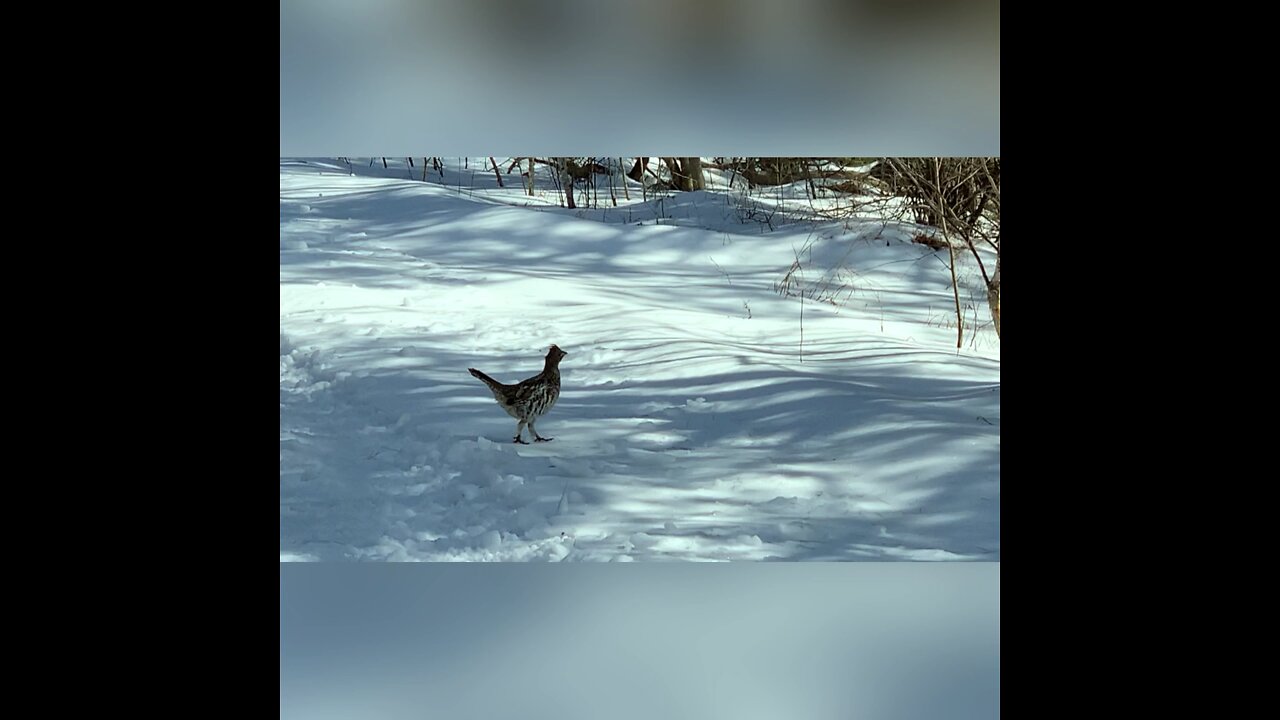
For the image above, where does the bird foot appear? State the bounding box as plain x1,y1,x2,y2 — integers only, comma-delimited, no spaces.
534,437,554,443
513,437,530,444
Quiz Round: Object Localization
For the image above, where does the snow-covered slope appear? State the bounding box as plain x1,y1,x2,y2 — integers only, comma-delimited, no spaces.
280,158,999,561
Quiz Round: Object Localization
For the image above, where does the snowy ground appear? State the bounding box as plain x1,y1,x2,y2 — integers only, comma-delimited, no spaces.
280,158,1000,561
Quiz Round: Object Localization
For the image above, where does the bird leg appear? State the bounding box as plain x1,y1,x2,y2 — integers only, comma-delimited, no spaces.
514,420,530,444
530,419,553,442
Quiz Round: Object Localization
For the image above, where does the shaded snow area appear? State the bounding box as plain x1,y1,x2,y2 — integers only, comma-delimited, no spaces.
280,158,1000,561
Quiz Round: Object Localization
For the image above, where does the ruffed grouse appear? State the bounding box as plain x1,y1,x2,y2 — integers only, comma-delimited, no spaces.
468,344,568,444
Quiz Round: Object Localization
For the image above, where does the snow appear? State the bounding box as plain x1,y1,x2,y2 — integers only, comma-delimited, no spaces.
280,158,999,561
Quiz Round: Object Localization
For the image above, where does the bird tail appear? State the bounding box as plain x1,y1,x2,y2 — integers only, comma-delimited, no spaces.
468,368,503,390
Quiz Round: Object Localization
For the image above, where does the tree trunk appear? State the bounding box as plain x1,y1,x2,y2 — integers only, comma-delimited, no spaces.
987,256,1000,338
489,157,504,187
680,157,705,190
662,158,683,190
628,157,648,182
558,161,576,209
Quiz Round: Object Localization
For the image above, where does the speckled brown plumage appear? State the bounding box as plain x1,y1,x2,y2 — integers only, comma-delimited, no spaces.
468,345,567,444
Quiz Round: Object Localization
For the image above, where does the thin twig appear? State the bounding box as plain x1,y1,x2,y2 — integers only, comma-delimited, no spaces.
708,256,732,285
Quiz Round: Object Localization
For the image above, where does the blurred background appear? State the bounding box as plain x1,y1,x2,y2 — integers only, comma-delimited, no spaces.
281,0,999,154
281,564,1000,720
